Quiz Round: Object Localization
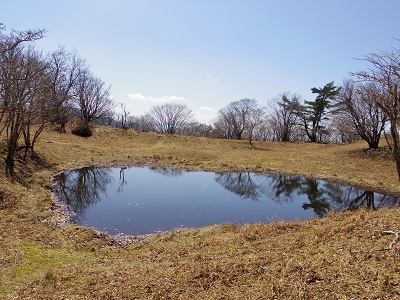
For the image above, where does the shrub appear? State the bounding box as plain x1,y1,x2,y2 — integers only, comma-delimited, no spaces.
72,121,93,137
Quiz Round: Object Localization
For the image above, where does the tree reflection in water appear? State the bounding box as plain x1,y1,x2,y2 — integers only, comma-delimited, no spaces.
214,172,400,217
340,188,400,211
298,179,330,217
267,174,302,203
117,167,129,192
55,167,114,219
149,167,184,177
55,167,185,219
214,172,262,201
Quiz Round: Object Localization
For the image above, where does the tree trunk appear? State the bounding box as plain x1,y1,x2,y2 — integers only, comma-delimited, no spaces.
366,139,380,149
390,120,400,181
304,121,317,142
22,127,31,162
59,123,66,133
384,130,393,151
309,130,317,142
5,157,14,177
5,113,21,177
5,137,18,176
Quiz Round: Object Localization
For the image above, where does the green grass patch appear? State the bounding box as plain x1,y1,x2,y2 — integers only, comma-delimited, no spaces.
1,241,82,294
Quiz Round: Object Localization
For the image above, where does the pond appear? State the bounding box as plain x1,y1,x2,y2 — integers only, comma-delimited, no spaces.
53,167,400,236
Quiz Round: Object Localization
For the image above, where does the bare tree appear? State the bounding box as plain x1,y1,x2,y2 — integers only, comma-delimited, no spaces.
246,105,265,145
212,114,233,139
117,103,130,129
352,46,400,179
336,79,387,148
0,27,46,175
145,102,194,134
215,98,264,142
124,115,148,132
267,93,302,142
0,24,45,55
0,25,45,127
19,48,51,160
329,114,359,144
252,121,273,141
72,68,114,136
47,46,82,133
182,121,213,137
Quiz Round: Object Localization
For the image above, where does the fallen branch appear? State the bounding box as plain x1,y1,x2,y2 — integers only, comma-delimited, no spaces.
372,230,399,251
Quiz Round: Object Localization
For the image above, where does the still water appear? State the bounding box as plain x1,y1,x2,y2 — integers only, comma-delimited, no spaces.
54,167,399,236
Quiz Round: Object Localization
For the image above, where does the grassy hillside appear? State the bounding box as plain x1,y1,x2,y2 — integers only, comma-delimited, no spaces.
1,126,400,299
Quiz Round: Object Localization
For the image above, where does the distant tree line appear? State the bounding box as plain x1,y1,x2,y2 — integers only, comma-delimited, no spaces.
123,79,387,153
113,81,364,146
118,82,345,145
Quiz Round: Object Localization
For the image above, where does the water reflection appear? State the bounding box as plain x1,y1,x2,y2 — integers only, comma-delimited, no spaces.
149,167,184,177
342,189,399,211
268,174,302,202
214,172,400,217
118,167,128,192
54,167,400,235
215,173,262,201
56,167,114,217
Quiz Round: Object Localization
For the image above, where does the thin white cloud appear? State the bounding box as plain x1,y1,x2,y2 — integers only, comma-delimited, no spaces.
198,106,216,113
206,74,216,80
194,106,217,124
127,92,187,103
127,92,147,101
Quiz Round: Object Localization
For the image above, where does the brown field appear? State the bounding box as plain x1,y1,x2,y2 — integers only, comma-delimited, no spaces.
1,125,400,299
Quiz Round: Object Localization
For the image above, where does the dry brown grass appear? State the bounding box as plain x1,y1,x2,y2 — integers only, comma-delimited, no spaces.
1,125,400,299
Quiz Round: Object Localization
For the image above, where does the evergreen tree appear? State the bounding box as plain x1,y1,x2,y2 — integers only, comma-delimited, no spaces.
300,81,341,142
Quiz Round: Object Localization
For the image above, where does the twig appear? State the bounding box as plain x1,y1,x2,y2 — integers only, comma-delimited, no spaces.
372,230,399,251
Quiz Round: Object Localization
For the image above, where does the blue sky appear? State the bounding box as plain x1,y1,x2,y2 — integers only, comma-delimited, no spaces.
2,0,400,123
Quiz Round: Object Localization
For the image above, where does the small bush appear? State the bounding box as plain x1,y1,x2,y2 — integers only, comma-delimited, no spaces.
72,121,93,137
